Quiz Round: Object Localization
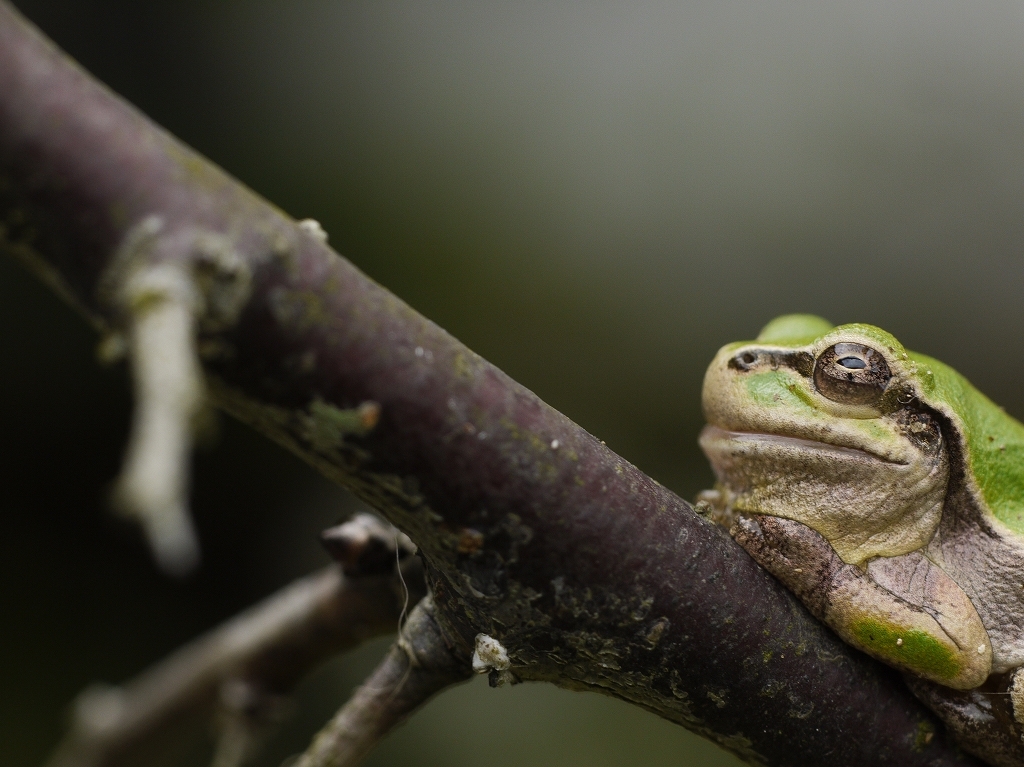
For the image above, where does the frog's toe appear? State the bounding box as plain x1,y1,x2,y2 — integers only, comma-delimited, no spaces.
732,515,841,618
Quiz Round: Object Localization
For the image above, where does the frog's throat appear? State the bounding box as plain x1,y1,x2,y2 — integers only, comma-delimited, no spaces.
699,424,949,564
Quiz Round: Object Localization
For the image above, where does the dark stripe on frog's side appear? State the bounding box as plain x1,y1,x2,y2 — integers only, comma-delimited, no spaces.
891,407,943,455
926,419,1024,673
909,351,1024,535
849,618,962,681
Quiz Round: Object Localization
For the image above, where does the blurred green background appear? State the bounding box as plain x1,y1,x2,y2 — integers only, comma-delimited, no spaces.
4,1,1024,765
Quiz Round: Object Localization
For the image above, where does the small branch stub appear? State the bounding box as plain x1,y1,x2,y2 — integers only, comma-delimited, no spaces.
320,513,416,577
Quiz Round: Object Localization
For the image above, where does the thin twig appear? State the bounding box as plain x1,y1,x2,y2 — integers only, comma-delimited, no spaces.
100,218,253,576
112,258,205,575
209,680,290,767
291,598,471,767
44,560,425,767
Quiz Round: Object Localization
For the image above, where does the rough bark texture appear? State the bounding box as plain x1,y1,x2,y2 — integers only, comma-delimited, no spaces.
0,3,984,765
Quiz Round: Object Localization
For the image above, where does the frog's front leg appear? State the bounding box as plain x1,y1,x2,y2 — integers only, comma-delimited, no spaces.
732,514,991,689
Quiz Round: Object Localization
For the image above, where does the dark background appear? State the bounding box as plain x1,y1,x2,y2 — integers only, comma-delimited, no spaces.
4,2,1024,765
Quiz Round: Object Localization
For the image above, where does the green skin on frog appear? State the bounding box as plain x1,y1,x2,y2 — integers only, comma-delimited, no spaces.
699,315,1024,704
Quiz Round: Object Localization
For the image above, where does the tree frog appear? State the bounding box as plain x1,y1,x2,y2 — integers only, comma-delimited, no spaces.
699,314,1024,766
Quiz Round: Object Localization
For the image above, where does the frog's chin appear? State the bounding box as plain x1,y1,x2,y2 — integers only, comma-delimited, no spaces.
698,425,908,467
698,423,949,563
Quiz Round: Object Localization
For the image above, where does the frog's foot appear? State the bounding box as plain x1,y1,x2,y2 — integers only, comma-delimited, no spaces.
730,512,837,618
732,514,992,689
906,670,1024,767
695,488,741,530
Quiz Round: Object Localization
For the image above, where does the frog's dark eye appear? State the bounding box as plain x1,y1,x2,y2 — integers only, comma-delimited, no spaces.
813,342,891,405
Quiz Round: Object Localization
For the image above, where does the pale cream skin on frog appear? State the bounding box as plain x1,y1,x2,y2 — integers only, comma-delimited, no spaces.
698,315,1024,730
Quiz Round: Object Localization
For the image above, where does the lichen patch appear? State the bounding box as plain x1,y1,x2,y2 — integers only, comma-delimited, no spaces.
472,633,515,686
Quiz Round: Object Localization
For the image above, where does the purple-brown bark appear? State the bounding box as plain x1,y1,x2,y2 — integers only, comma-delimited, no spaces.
0,3,983,765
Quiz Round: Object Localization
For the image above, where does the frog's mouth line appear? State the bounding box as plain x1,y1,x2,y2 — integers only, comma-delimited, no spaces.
699,425,909,466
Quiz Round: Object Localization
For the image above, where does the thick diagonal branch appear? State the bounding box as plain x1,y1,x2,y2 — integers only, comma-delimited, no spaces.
0,4,982,766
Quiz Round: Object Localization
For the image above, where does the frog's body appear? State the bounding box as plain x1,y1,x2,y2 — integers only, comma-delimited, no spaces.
699,315,1024,765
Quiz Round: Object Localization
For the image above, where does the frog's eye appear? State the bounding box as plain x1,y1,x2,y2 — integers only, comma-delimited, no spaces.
813,342,891,405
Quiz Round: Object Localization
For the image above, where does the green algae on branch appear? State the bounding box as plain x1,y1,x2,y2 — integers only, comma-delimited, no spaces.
302,399,381,452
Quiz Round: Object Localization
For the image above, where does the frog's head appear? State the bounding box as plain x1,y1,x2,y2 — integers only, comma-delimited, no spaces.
700,314,950,565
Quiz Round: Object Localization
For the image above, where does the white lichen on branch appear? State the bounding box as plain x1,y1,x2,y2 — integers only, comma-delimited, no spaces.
471,634,515,686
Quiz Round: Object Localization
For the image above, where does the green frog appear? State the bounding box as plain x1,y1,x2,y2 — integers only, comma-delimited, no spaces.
699,314,1024,766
